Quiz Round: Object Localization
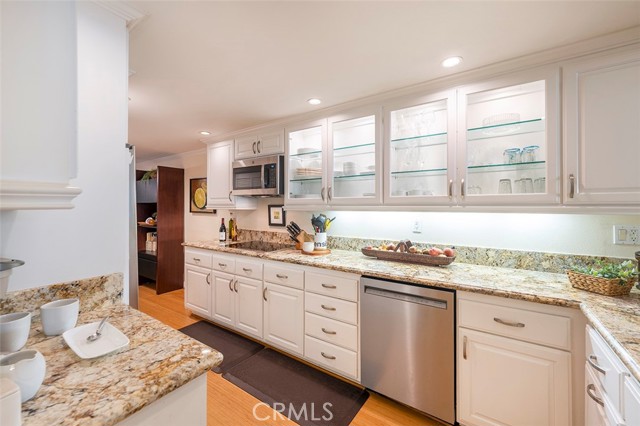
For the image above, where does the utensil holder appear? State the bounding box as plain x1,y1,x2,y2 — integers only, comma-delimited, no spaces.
314,232,327,250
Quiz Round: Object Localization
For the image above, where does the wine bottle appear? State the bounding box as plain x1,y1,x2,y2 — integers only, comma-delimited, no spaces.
229,213,237,242
219,218,226,242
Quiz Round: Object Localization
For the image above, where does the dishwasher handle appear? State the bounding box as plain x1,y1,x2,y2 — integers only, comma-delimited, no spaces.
364,286,448,309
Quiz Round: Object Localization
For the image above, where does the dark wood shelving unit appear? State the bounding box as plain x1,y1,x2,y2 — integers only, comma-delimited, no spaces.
136,166,184,295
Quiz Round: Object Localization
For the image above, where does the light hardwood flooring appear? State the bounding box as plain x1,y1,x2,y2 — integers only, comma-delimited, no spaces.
138,284,444,426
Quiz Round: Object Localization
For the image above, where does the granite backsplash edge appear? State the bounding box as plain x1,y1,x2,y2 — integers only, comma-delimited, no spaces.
237,229,636,274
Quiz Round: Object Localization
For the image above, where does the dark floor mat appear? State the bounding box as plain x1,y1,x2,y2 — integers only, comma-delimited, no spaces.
179,321,264,374
223,348,369,426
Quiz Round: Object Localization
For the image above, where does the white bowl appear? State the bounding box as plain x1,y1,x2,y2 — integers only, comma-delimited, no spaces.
0,350,46,402
40,298,79,336
302,242,315,253
0,312,31,353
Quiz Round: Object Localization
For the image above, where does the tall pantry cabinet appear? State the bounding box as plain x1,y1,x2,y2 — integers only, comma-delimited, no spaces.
136,166,185,294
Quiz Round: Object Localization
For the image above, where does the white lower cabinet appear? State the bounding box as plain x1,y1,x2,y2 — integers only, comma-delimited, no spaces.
263,281,304,355
457,291,581,426
184,265,211,318
458,328,571,426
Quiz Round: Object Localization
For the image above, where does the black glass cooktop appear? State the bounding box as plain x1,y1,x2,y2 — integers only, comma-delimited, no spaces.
227,241,293,252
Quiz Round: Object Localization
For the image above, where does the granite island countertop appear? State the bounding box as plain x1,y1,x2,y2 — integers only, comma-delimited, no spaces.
184,241,640,382
20,304,222,426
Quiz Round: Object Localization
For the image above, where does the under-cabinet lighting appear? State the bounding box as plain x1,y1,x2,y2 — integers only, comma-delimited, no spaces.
307,98,322,105
200,131,211,136
442,56,463,68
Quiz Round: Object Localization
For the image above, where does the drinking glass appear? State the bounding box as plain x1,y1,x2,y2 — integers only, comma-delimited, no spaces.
498,179,512,194
503,148,521,164
521,178,534,193
534,177,546,193
521,145,540,163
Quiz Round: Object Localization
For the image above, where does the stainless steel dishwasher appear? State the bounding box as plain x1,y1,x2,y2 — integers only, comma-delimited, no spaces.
361,276,455,425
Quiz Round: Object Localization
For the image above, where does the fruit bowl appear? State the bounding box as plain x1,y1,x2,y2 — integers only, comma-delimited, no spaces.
361,247,455,266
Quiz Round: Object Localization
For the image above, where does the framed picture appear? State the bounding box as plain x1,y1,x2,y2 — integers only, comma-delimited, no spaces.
189,178,216,214
268,204,285,226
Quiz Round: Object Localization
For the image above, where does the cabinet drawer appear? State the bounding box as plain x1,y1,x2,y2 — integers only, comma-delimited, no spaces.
184,248,212,268
305,335,357,379
138,257,157,280
305,293,357,325
264,264,303,289
459,299,571,350
623,374,640,426
235,258,263,280
212,255,235,273
305,272,358,301
586,325,626,406
305,312,357,351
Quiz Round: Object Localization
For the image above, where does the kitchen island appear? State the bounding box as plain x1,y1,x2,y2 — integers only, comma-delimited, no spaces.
184,241,640,383
16,302,222,425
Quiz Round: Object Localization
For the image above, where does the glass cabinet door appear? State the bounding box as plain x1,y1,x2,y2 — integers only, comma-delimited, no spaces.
328,109,380,204
285,119,327,205
384,91,455,204
458,72,559,203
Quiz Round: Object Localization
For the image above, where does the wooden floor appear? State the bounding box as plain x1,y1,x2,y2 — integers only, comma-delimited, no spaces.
138,284,444,426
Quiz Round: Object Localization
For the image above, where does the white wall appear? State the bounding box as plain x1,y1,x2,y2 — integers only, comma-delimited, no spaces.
0,3,130,296
139,151,640,259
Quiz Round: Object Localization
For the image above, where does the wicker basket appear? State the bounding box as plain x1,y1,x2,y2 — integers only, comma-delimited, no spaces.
567,270,637,296
361,248,455,266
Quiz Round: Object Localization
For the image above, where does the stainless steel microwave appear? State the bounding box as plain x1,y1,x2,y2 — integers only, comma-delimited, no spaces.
231,155,284,197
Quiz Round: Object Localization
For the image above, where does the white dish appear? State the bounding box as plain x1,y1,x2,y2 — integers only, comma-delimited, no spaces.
63,321,129,359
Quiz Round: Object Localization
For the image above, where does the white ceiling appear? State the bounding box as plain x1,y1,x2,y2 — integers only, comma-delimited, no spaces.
128,1,640,161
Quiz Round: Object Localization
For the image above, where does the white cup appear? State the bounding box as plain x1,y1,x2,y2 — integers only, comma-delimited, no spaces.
0,312,31,353
314,232,327,250
0,350,46,402
40,298,79,336
302,241,315,253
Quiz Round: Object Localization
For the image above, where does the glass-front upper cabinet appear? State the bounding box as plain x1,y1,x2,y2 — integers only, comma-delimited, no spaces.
328,106,381,205
384,90,456,204
457,70,559,204
285,119,327,206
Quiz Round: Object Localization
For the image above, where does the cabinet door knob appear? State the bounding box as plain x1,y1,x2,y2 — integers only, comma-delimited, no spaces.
321,352,336,360
327,186,332,201
257,140,261,153
569,174,575,198
228,278,234,291
206,273,210,285
463,335,467,360
263,287,268,301
448,179,453,199
460,178,465,198
252,141,257,154
228,191,233,202
493,317,525,328
234,279,238,293
586,384,604,407
588,354,607,375
321,187,326,201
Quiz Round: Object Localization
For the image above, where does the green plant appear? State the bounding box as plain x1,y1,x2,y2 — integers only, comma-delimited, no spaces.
572,260,639,285
141,169,157,181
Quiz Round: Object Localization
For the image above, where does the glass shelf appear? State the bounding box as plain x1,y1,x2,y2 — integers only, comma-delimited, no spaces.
467,160,545,172
334,172,375,180
390,131,447,144
390,168,447,177
290,176,322,182
333,142,374,152
289,149,322,158
467,118,544,141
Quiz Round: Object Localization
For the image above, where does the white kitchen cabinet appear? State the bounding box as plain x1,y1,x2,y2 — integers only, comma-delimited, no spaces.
623,374,640,426
458,328,571,426
383,90,457,205
563,47,640,205
211,270,235,327
234,128,284,160
263,281,304,356
184,265,211,318
234,275,263,338
206,140,257,210
585,365,612,426
456,68,560,205
285,106,382,208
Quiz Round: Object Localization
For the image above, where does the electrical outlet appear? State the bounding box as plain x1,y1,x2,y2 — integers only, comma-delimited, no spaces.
613,225,640,245
412,220,423,234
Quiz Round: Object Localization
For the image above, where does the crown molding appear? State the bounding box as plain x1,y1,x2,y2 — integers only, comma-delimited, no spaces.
92,1,147,30
0,180,82,210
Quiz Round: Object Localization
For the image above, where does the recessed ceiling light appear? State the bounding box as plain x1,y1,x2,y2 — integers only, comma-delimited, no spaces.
307,98,322,105
200,131,211,136
442,56,463,68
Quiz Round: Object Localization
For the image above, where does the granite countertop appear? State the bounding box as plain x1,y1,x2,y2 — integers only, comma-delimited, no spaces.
184,241,640,382
21,304,222,426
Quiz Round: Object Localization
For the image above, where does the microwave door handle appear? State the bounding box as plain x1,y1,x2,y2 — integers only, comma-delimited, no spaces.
261,165,266,189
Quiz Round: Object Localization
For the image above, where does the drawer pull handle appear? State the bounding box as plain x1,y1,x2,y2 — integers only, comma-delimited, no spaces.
463,335,467,360
321,352,336,360
218,263,227,268
234,279,238,293
242,268,252,273
206,273,210,285
321,284,336,289
586,384,604,407
321,328,336,335
321,304,336,311
569,174,575,199
229,278,234,291
588,354,607,375
193,258,201,262
263,287,268,301
493,317,525,328
276,274,288,279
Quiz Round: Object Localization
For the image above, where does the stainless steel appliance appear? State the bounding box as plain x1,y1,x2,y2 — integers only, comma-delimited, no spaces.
361,276,455,425
231,155,284,196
